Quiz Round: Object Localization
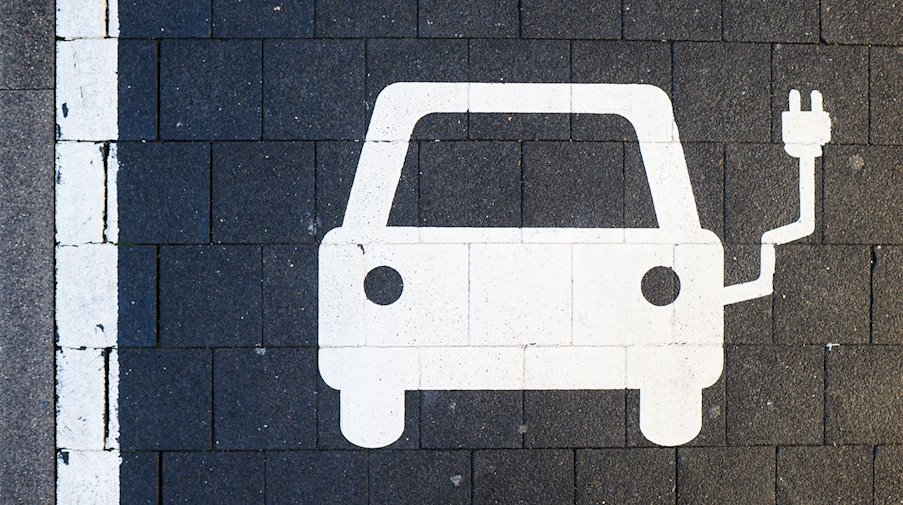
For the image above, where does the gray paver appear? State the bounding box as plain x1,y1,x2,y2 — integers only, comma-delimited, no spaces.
624,0,721,41
577,448,675,505
776,446,872,505
677,447,775,505
520,0,620,39
0,1,53,89
870,47,903,145
874,246,903,344
876,446,903,505
821,0,903,45
524,390,625,448
724,245,773,345
827,346,903,444
723,0,818,42
418,0,519,38
474,449,574,505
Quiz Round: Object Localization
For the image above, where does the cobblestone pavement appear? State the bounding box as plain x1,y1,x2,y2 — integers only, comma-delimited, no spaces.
6,0,903,504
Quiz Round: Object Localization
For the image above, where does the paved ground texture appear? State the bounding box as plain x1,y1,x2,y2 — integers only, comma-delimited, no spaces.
7,0,903,504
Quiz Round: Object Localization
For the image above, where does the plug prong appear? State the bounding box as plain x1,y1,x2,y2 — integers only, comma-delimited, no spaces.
788,89,801,112
811,90,824,112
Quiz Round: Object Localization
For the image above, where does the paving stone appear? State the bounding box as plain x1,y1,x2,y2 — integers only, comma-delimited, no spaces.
520,0,620,39
723,0,818,42
724,143,820,244
420,141,521,228
773,44,868,144
421,391,522,449
318,379,420,450
522,141,623,229
773,245,870,344
163,452,264,504
117,246,157,347
626,142,723,240
366,39,468,140
264,40,365,140
116,142,210,244
875,246,903,344
673,43,771,143
723,245,773,345
524,390,625,448
317,0,416,37
160,40,261,141
119,0,211,37
677,447,774,505
213,0,314,37
572,41,672,141
776,446,872,505
627,374,725,447
624,0,721,41
267,451,368,505
468,40,570,140
0,1,53,89
824,145,903,244
117,40,157,141
120,452,159,505
119,348,212,450
418,0,518,38
876,446,903,505
821,0,903,45
369,451,471,505
576,448,675,505
262,245,317,347
212,142,315,243
315,140,418,236
870,47,903,145
214,348,317,450
725,345,823,445
474,449,574,505
159,246,262,347
826,346,903,444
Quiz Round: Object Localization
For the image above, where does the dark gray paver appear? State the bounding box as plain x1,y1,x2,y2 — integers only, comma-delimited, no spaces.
116,142,210,244
827,346,903,444
213,0,314,38
214,348,317,449
0,1,53,89
264,40,365,140
267,451,368,505
468,39,570,140
318,380,420,449
524,391,625,448
159,246,262,347
418,0,519,38
876,446,903,505
875,246,903,344
677,447,775,505
120,452,159,505
776,446,872,505
724,245,773,345
474,450,574,505
419,141,521,228
522,141,623,228
317,0,416,37
723,0,818,42
212,142,315,243
772,44,868,144
520,0,620,39
369,451,471,505
673,43,771,142
421,391,523,449
821,0,903,45
571,41,671,141
118,40,157,141
262,245,318,347
119,0,211,38
119,348,212,450
0,90,54,503
870,47,903,145
160,40,261,141
576,448,675,505
824,145,903,244
726,345,823,445
118,246,157,347
773,245,870,345
163,452,264,504
624,0,721,41
366,39,468,140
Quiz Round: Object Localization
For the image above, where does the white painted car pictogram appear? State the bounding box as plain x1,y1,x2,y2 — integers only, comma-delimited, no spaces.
318,82,831,448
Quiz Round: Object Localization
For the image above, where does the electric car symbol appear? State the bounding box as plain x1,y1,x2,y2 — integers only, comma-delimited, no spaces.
318,82,831,448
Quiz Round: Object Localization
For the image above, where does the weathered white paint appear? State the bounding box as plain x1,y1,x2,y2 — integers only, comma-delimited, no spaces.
107,0,120,37
56,39,118,141
319,82,832,449
57,451,121,505
105,348,120,450
105,143,119,243
55,142,106,245
56,245,118,348
56,348,107,450
56,0,108,39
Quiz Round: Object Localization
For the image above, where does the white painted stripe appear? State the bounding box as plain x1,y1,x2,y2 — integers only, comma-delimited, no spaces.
56,348,107,450
56,0,108,39
105,144,119,244
55,142,106,245
57,451,121,505
56,245,118,349
56,39,118,141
